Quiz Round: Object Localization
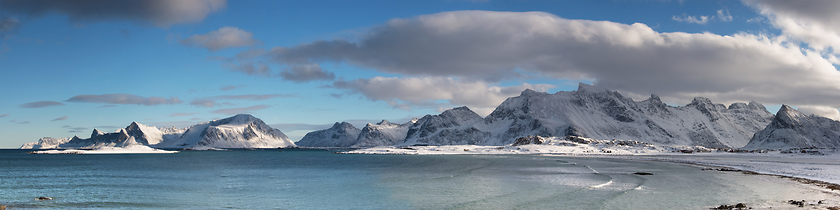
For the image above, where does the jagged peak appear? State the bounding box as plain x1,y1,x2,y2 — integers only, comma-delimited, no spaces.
442,106,476,115
687,97,726,109
126,121,143,130
748,101,766,110
689,97,713,105
728,102,748,110
332,122,357,130
648,94,661,101
777,104,799,115
772,104,809,129
376,120,394,125
642,94,666,105
520,89,542,96
576,83,610,94
91,129,105,138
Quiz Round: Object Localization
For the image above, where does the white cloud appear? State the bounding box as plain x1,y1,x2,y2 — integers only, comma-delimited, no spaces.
270,11,840,110
0,0,225,27
797,105,840,121
672,14,709,24
51,116,68,121
744,0,840,53
672,9,731,25
181,27,260,51
334,76,555,116
268,11,840,110
717,9,733,22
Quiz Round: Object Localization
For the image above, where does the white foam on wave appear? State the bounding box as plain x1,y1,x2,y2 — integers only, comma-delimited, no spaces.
590,180,613,189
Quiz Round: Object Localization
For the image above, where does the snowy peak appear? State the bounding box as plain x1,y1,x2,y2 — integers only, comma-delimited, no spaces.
376,119,397,126
745,105,840,149
748,101,768,111
211,114,261,126
576,83,610,94
124,121,164,145
773,105,810,129
91,129,105,139
354,119,415,147
166,114,295,149
519,88,543,97
439,106,481,121
402,106,486,145
296,122,362,147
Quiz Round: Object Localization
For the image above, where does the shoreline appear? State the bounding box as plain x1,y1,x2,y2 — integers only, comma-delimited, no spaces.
344,145,840,209
614,155,840,209
569,154,840,193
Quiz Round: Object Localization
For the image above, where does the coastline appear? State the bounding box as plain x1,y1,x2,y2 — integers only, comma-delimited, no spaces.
600,155,840,209
344,145,840,209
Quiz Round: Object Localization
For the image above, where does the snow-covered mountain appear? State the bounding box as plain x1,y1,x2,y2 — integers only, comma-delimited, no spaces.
155,114,295,149
353,120,417,147
301,84,775,148
472,84,774,147
295,122,362,147
19,137,73,149
743,105,840,149
21,114,295,149
22,128,147,149
402,106,486,146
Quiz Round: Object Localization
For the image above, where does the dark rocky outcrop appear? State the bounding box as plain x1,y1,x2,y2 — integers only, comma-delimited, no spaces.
512,135,545,146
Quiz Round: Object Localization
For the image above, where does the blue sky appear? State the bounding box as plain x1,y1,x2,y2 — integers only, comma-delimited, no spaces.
2,0,840,148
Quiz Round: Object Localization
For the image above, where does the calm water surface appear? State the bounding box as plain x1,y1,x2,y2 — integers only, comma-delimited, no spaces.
0,149,814,209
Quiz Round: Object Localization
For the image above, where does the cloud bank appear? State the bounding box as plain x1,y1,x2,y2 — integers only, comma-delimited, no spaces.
20,101,64,108
745,0,840,54
67,94,182,105
0,0,226,27
334,76,555,115
279,63,336,83
265,11,840,114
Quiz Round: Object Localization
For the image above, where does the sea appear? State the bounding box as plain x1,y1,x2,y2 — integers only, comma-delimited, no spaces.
0,149,815,209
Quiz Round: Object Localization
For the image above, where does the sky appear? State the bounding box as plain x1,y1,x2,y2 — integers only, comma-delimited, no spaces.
1,0,840,148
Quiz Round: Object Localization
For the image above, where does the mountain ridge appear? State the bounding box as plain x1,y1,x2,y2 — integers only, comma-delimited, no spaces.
299,83,778,148
21,114,296,149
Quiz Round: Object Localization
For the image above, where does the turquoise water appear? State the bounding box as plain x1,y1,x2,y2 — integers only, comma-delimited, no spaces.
0,149,810,209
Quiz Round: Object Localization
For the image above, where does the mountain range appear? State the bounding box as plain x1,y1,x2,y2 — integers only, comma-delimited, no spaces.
299,83,840,149
21,84,840,150
20,114,296,149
